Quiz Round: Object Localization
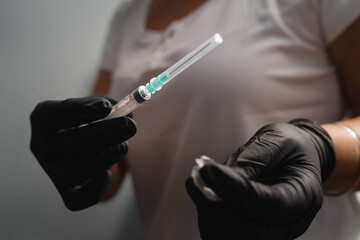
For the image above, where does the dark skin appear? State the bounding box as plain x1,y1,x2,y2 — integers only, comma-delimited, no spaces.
94,0,360,198
145,0,208,31
322,16,360,193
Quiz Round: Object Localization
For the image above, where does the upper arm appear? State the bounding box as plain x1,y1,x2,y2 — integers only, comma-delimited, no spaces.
328,15,360,115
92,70,113,95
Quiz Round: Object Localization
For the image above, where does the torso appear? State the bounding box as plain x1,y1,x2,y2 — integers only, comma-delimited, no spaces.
106,1,360,239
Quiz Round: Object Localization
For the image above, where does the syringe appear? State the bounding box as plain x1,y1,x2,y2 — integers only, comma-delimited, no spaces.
103,33,223,120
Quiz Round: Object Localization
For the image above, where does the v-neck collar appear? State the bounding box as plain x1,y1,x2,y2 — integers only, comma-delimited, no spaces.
138,0,214,37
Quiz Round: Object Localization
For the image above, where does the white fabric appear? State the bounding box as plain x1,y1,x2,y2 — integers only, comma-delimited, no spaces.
101,0,360,239
100,0,133,71
321,0,360,44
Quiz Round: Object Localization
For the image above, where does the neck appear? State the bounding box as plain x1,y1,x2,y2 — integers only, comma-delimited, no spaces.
146,0,208,30
151,0,208,12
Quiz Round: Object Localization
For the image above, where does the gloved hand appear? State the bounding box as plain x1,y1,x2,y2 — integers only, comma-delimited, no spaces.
186,119,335,240
30,97,136,211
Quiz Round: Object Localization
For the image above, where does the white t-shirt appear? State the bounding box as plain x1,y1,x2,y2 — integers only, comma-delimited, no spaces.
101,0,360,239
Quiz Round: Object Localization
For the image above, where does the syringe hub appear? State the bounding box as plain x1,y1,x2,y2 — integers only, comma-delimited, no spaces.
104,33,223,120
145,74,169,94
135,85,151,102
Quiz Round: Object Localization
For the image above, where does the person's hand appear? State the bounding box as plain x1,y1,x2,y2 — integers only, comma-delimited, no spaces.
30,97,136,211
186,119,335,240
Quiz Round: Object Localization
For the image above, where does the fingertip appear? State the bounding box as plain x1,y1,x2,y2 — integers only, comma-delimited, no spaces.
102,116,137,138
185,178,196,198
105,170,112,179
185,177,207,205
98,95,118,105
119,141,129,156
120,116,137,138
100,170,112,190
185,177,194,191
198,163,251,202
198,163,219,182
30,100,57,127
90,97,113,117
198,163,227,195
185,177,201,197
96,143,129,169
124,116,137,129
107,142,129,157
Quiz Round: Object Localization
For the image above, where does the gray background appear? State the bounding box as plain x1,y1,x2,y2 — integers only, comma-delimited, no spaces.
0,0,144,239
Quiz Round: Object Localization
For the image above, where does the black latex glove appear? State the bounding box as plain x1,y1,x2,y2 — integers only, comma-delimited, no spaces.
186,119,335,240
30,97,136,211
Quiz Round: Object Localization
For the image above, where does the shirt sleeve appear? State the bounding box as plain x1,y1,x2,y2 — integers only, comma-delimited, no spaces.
321,0,360,44
99,0,132,71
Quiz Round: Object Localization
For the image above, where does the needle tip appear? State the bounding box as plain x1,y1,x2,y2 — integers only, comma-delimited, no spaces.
214,33,223,44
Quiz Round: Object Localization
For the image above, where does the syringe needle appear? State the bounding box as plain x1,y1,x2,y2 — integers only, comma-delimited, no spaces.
104,33,223,119
146,33,223,94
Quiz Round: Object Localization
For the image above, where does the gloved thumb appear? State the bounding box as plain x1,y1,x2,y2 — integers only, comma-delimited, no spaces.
31,97,113,133
225,126,290,180
198,160,318,225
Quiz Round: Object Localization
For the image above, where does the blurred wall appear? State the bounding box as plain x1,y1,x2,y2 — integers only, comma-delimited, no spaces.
0,0,144,239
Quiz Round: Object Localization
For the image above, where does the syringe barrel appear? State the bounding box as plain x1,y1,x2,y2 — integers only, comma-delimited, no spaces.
160,33,223,84
103,85,151,120
104,33,223,119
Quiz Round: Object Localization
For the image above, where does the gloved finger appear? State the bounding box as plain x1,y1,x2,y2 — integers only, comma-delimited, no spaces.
59,171,111,211
48,142,128,185
186,178,241,240
186,178,229,219
199,162,320,224
186,178,209,208
199,162,250,203
41,117,136,156
190,157,222,201
185,178,230,240
69,142,128,182
93,95,118,105
30,97,113,132
186,178,270,240
91,142,128,171
62,116,136,150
